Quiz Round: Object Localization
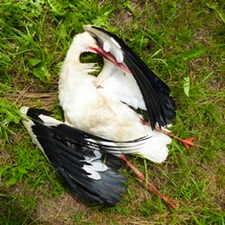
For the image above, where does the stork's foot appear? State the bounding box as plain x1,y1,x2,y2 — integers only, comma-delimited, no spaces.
140,119,196,152
160,196,179,210
155,126,196,152
179,137,196,152
164,133,196,152
145,180,179,210
120,155,178,210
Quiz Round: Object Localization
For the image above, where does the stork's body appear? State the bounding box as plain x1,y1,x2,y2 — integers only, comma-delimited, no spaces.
59,31,172,163
57,30,181,209
60,64,148,141
19,26,195,209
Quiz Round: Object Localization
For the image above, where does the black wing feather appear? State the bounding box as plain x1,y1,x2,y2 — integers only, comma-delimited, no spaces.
91,26,176,128
24,107,127,206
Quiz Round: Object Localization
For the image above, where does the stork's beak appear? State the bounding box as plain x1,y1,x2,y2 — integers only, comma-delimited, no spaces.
89,46,131,74
84,25,131,74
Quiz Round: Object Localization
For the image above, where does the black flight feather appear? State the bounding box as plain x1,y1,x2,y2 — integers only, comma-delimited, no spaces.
89,26,176,129
22,107,128,206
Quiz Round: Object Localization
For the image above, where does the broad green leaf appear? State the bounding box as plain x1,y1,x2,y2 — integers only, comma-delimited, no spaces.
29,58,42,66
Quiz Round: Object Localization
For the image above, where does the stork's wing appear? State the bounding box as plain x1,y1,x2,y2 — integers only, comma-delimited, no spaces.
20,106,128,206
84,25,176,129
20,107,148,206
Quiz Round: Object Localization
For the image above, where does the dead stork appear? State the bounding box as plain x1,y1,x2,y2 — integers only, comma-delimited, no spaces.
20,106,149,206
82,25,196,151
58,25,195,208
59,25,195,155
59,30,172,163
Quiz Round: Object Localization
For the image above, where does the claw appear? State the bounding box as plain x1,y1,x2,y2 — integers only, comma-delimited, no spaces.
154,124,196,152
145,179,179,210
140,119,197,152
164,133,196,152
180,137,196,152
161,196,179,210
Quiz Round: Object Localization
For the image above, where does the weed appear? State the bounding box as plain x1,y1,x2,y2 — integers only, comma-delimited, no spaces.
0,0,225,224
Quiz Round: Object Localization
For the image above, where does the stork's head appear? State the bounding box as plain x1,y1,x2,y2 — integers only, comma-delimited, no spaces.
68,30,130,73
69,31,97,53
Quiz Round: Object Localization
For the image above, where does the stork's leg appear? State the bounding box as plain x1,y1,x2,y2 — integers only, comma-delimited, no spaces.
157,129,196,152
120,155,178,209
141,119,196,152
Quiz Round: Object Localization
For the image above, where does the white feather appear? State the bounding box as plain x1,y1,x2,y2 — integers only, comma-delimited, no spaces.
58,32,171,163
103,41,111,52
20,106,52,160
83,162,108,180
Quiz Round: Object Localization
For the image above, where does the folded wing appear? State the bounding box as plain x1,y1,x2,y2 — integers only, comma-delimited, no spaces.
84,25,176,129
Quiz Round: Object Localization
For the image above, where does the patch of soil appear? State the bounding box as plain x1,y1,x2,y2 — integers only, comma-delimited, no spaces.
33,193,88,224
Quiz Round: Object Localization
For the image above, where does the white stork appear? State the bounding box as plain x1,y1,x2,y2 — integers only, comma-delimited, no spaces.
59,25,195,154
59,29,172,163
58,25,196,209
20,106,149,206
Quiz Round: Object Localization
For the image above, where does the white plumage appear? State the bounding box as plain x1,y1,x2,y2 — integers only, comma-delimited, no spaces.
20,106,142,206
59,30,172,163
19,26,196,209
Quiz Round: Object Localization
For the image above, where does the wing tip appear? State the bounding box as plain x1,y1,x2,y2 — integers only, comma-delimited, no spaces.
20,106,29,115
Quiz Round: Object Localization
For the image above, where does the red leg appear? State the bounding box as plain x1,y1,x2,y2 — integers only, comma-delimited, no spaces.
141,119,196,152
158,129,196,152
120,155,178,209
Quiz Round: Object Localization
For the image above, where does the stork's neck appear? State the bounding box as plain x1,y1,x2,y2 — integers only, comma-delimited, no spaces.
63,33,94,65
64,42,81,65
95,59,118,86
60,40,95,81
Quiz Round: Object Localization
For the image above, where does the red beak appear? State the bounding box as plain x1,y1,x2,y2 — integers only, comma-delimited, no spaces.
89,46,131,74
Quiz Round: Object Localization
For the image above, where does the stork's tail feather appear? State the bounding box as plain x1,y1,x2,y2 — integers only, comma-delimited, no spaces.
136,131,171,163
20,106,127,206
108,130,171,163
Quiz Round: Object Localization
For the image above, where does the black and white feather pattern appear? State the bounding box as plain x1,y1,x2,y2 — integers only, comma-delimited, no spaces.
84,25,176,129
20,106,133,206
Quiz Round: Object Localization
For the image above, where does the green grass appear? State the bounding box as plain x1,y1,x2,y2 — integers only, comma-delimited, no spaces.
1,0,225,224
